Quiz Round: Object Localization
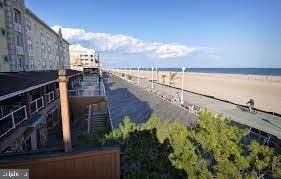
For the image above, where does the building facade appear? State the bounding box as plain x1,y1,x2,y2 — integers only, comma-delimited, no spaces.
0,0,69,72
69,44,99,71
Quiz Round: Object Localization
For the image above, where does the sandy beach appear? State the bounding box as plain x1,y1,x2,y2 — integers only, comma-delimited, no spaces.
117,69,281,114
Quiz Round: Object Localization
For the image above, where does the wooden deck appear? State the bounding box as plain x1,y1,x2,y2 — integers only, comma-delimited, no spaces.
103,74,197,128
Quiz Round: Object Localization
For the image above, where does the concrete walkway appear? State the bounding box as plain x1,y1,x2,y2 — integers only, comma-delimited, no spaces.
130,76,281,139
103,74,197,129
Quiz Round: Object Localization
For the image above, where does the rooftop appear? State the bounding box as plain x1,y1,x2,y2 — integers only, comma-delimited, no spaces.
0,69,81,101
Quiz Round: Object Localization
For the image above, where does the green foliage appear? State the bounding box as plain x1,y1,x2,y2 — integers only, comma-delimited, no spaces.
121,73,125,77
127,75,132,80
76,129,107,145
78,111,281,178
105,116,136,142
169,72,178,86
272,156,281,178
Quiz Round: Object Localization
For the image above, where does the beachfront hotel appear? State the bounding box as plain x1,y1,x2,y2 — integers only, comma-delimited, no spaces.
69,44,100,71
0,0,69,72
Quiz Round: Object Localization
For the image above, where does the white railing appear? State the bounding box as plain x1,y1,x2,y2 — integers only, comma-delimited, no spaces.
68,89,105,97
0,106,27,138
46,91,55,104
55,88,59,98
14,23,22,33
31,96,44,115
16,46,24,55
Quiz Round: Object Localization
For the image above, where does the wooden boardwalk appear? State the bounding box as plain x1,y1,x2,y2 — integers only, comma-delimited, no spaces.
103,74,197,128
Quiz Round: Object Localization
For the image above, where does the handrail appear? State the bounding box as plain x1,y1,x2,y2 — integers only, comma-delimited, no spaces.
0,105,27,138
68,89,105,97
87,102,107,134
46,91,55,104
55,88,59,98
31,96,44,115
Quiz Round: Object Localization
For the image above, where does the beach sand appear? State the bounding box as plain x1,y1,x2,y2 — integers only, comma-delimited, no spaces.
117,69,281,114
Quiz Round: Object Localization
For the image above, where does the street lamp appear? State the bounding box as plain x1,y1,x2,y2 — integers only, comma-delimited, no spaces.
181,66,186,104
151,67,154,89
155,66,158,82
124,67,127,79
138,67,140,84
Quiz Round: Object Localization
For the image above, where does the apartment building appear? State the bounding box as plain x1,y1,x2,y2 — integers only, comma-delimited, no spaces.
69,44,99,71
0,0,70,72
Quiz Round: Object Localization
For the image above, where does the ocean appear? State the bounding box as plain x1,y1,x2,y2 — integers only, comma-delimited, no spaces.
134,68,281,76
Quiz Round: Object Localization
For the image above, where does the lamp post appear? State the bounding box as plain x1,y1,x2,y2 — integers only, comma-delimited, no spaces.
124,67,127,79
151,67,154,89
181,66,186,104
138,67,140,84
155,66,158,82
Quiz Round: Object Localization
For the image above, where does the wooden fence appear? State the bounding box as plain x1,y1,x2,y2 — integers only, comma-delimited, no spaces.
0,148,120,179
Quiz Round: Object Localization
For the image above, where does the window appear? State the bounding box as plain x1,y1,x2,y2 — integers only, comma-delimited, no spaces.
0,1,3,8
30,59,34,69
40,28,44,36
1,27,5,35
18,57,22,70
27,36,33,50
25,18,31,31
4,56,8,62
15,33,22,46
14,9,21,24
34,24,37,31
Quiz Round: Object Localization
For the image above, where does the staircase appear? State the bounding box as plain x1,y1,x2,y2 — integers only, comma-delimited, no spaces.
88,102,112,133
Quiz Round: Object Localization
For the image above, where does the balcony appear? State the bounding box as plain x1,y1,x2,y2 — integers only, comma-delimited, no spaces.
30,96,44,115
0,106,27,138
28,49,34,57
16,46,24,55
14,23,22,33
26,30,32,37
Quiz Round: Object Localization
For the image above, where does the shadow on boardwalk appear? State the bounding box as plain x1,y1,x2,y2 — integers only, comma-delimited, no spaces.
103,73,153,128
103,73,197,129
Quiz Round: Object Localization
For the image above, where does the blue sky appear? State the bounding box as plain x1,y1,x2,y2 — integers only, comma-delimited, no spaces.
26,0,281,68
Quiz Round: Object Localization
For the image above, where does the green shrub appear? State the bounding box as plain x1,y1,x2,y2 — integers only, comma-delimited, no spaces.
78,110,281,178
127,75,133,80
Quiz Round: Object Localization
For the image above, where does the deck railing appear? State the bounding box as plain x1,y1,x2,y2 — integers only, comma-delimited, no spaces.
55,88,59,98
68,89,105,97
31,96,44,115
46,91,55,104
0,106,27,138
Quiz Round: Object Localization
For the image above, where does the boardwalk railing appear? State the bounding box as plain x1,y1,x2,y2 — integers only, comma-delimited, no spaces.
31,96,44,115
0,105,27,138
46,91,55,104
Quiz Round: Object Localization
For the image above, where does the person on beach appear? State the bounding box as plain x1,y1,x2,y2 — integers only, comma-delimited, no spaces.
246,98,255,112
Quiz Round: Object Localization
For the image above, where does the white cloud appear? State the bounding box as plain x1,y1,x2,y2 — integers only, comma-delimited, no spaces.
69,44,95,54
52,25,216,59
